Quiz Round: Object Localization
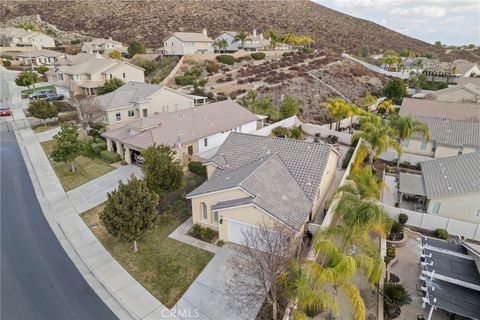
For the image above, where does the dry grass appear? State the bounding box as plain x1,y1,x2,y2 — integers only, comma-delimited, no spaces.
32,123,59,133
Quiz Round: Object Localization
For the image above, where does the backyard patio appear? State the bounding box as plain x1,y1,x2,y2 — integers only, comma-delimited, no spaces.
382,173,426,212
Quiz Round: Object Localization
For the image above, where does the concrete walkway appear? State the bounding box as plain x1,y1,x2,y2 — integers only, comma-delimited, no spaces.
14,123,172,319
67,165,143,214
168,217,221,254
37,126,61,142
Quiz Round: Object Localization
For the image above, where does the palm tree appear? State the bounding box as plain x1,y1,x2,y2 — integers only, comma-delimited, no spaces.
321,98,354,131
388,114,430,169
233,31,249,50
382,56,400,71
413,59,423,74
377,99,395,115
339,165,383,200
353,116,401,165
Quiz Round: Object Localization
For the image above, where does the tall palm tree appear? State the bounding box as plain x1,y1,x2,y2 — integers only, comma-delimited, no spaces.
233,31,249,50
353,116,401,165
321,98,353,131
218,38,228,53
388,114,430,169
339,165,383,200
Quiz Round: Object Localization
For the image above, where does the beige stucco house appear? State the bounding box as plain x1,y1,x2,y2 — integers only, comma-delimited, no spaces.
102,100,260,164
81,37,127,55
214,30,271,52
431,82,480,103
439,59,480,78
46,53,144,97
0,28,55,48
186,133,339,246
400,152,480,224
15,49,65,66
97,81,207,125
399,98,480,158
163,29,214,55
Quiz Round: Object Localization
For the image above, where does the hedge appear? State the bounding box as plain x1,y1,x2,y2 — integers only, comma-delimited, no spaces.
188,161,207,177
216,55,235,65
250,52,266,60
175,75,196,86
435,228,449,240
91,141,107,154
100,150,121,163
341,147,354,169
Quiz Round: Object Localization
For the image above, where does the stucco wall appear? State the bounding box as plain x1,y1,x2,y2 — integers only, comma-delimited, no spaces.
164,35,213,55
197,121,257,153
434,145,461,158
426,192,480,224
401,138,435,157
311,150,338,219
105,64,145,84
219,206,278,241
434,88,477,103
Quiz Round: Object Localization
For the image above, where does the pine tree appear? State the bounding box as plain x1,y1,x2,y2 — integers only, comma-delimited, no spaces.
51,122,81,172
100,175,159,252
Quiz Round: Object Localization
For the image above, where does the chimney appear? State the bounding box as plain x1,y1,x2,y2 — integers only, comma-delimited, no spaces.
202,28,207,37
253,29,257,37
260,33,264,40
108,36,112,41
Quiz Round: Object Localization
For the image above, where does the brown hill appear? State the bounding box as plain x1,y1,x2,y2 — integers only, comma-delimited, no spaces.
2,0,441,55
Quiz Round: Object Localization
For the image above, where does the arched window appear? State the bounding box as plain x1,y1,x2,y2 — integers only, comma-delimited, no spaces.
201,202,208,221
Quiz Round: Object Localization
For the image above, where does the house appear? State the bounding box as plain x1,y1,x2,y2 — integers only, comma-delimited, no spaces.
419,237,480,319
214,30,270,52
0,27,55,48
430,82,480,103
186,133,339,246
398,98,480,158
399,152,480,223
163,29,214,55
96,81,207,125
102,100,260,164
15,49,65,66
81,37,127,55
401,57,438,74
46,53,145,97
439,59,480,78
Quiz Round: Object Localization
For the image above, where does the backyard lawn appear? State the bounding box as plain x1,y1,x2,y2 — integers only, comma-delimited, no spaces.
81,196,213,308
41,140,114,191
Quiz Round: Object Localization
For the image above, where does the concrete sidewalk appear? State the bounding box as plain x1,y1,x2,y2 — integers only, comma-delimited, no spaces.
168,217,220,254
67,165,143,214
15,127,172,320
37,126,61,142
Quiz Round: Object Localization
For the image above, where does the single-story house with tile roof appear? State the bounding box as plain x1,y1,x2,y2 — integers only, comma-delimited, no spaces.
163,29,214,55
439,59,480,78
81,37,127,55
399,152,480,223
214,30,271,52
96,81,207,125
186,133,339,246
8,48,65,66
398,98,480,158
431,82,480,103
102,100,260,164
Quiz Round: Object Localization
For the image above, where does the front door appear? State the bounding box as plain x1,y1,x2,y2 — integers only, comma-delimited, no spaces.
142,108,148,117
187,145,193,155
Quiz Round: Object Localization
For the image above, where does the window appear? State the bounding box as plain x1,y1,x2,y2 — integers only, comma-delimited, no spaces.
213,210,219,224
128,110,134,117
161,106,168,113
402,139,409,147
476,209,480,219
58,74,64,81
201,202,208,221
431,202,441,214
109,74,113,80
122,72,126,79
420,140,427,150
204,138,208,147
115,112,121,121
174,104,179,112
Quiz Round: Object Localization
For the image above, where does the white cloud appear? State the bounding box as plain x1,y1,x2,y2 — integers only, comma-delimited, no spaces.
391,5,446,18
332,0,400,8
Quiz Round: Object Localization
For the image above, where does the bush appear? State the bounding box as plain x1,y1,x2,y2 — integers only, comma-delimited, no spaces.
250,52,266,60
282,52,294,57
36,66,49,74
290,127,304,140
188,161,207,177
100,150,121,163
342,147,354,169
398,213,408,225
190,224,217,242
381,282,412,308
205,63,219,74
216,54,235,65
70,39,81,45
387,246,396,258
89,122,106,131
2,60,11,67
272,126,291,138
390,221,404,234
91,141,107,154
175,75,195,86
301,47,315,53
435,228,449,240
325,135,338,144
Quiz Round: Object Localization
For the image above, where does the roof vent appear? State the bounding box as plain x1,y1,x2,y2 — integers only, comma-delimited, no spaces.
447,186,452,191
281,195,288,201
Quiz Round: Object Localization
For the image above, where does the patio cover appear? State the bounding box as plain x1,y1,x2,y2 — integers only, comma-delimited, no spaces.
399,172,425,196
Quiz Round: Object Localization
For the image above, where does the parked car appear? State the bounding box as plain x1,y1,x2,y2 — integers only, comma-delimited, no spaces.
0,108,11,116
46,92,64,101
29,90,53,100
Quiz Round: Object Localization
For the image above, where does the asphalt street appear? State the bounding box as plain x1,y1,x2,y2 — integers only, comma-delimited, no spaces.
1,131,117,320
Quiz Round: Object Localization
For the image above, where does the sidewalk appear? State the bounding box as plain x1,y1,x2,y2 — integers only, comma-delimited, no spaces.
14,126,173,319
67,165,143,214
37,126,61,142
168,217,221,254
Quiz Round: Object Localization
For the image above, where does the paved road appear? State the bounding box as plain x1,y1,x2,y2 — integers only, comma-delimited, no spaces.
1,131,117,320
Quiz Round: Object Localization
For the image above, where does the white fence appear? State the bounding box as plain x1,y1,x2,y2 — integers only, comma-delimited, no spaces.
254,115,299,136
381,204,480,241
379,149,433,166
302,123,353,145
342,53,409,80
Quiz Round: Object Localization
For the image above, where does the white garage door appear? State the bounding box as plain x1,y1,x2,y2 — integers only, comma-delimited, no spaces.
226,219,259,247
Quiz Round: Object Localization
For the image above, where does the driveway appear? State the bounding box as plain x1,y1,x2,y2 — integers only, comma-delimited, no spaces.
173,244,264,320
67,164,143,213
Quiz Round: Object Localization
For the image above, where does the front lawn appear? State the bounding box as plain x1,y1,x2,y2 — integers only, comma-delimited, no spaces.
32,123,59,133
21,84,56,95
41,140,114,191
81,199,214,308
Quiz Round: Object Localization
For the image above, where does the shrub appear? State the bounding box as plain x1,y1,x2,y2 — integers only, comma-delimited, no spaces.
175,75,195,86
342,147,354,169
188,161,207,177
435,228,449,240
2,60,11,66
386,246,396,258
381,282,412,308
290,127,304,140
301,47,315,53
91,141,107,154
190,224,217,242
282,52,294,57
272,126,291,138
250,52,266,60
205,63,219,74
36,66,49,74
216,54,235,65
325,135,338,144
100,150,121,163
70,39,81,45
190,224,203,238
390,221,404,234
398,213,408,225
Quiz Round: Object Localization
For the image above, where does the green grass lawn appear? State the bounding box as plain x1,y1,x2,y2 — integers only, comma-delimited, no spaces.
41,140,114,191
21,84,56,95
32,123,59,133
81,201,213,308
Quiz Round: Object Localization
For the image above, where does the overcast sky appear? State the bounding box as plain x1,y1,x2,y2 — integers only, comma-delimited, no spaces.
315,0,479,46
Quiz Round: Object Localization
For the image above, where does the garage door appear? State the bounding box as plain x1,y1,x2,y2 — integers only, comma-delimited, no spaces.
226,219,259,247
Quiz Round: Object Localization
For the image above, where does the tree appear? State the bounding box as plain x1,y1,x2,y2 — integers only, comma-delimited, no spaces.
97,77,124,95
36,65,49,74
383,49,397,57
356,91,377,110
226,222,302,320
399,49,415,58
109,50,122,60
127,40,145,58
412,59,423,74
383,78,406,105
434,41,443,48
381,282,412,311
444,61,458,84
377,99,395,115
15,71,38,90
51,122,81,172
141,144,184,195
27,100,58,125
388,114,430,169
356,46,370,58
233,31,249,49
71,94,103,129
214,38,228,53
340,165,383,200
133,59,157,75
100,175,159,252
16,22,38,31
279,95,299,119
321,98,352,131
353,116,401,164
382,55,400,71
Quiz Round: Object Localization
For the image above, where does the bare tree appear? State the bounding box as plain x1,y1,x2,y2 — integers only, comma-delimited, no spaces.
71,94,103,129
226,222,303,320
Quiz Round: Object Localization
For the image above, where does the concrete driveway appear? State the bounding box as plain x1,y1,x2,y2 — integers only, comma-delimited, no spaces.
173,244,264,320
67,164,143,213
